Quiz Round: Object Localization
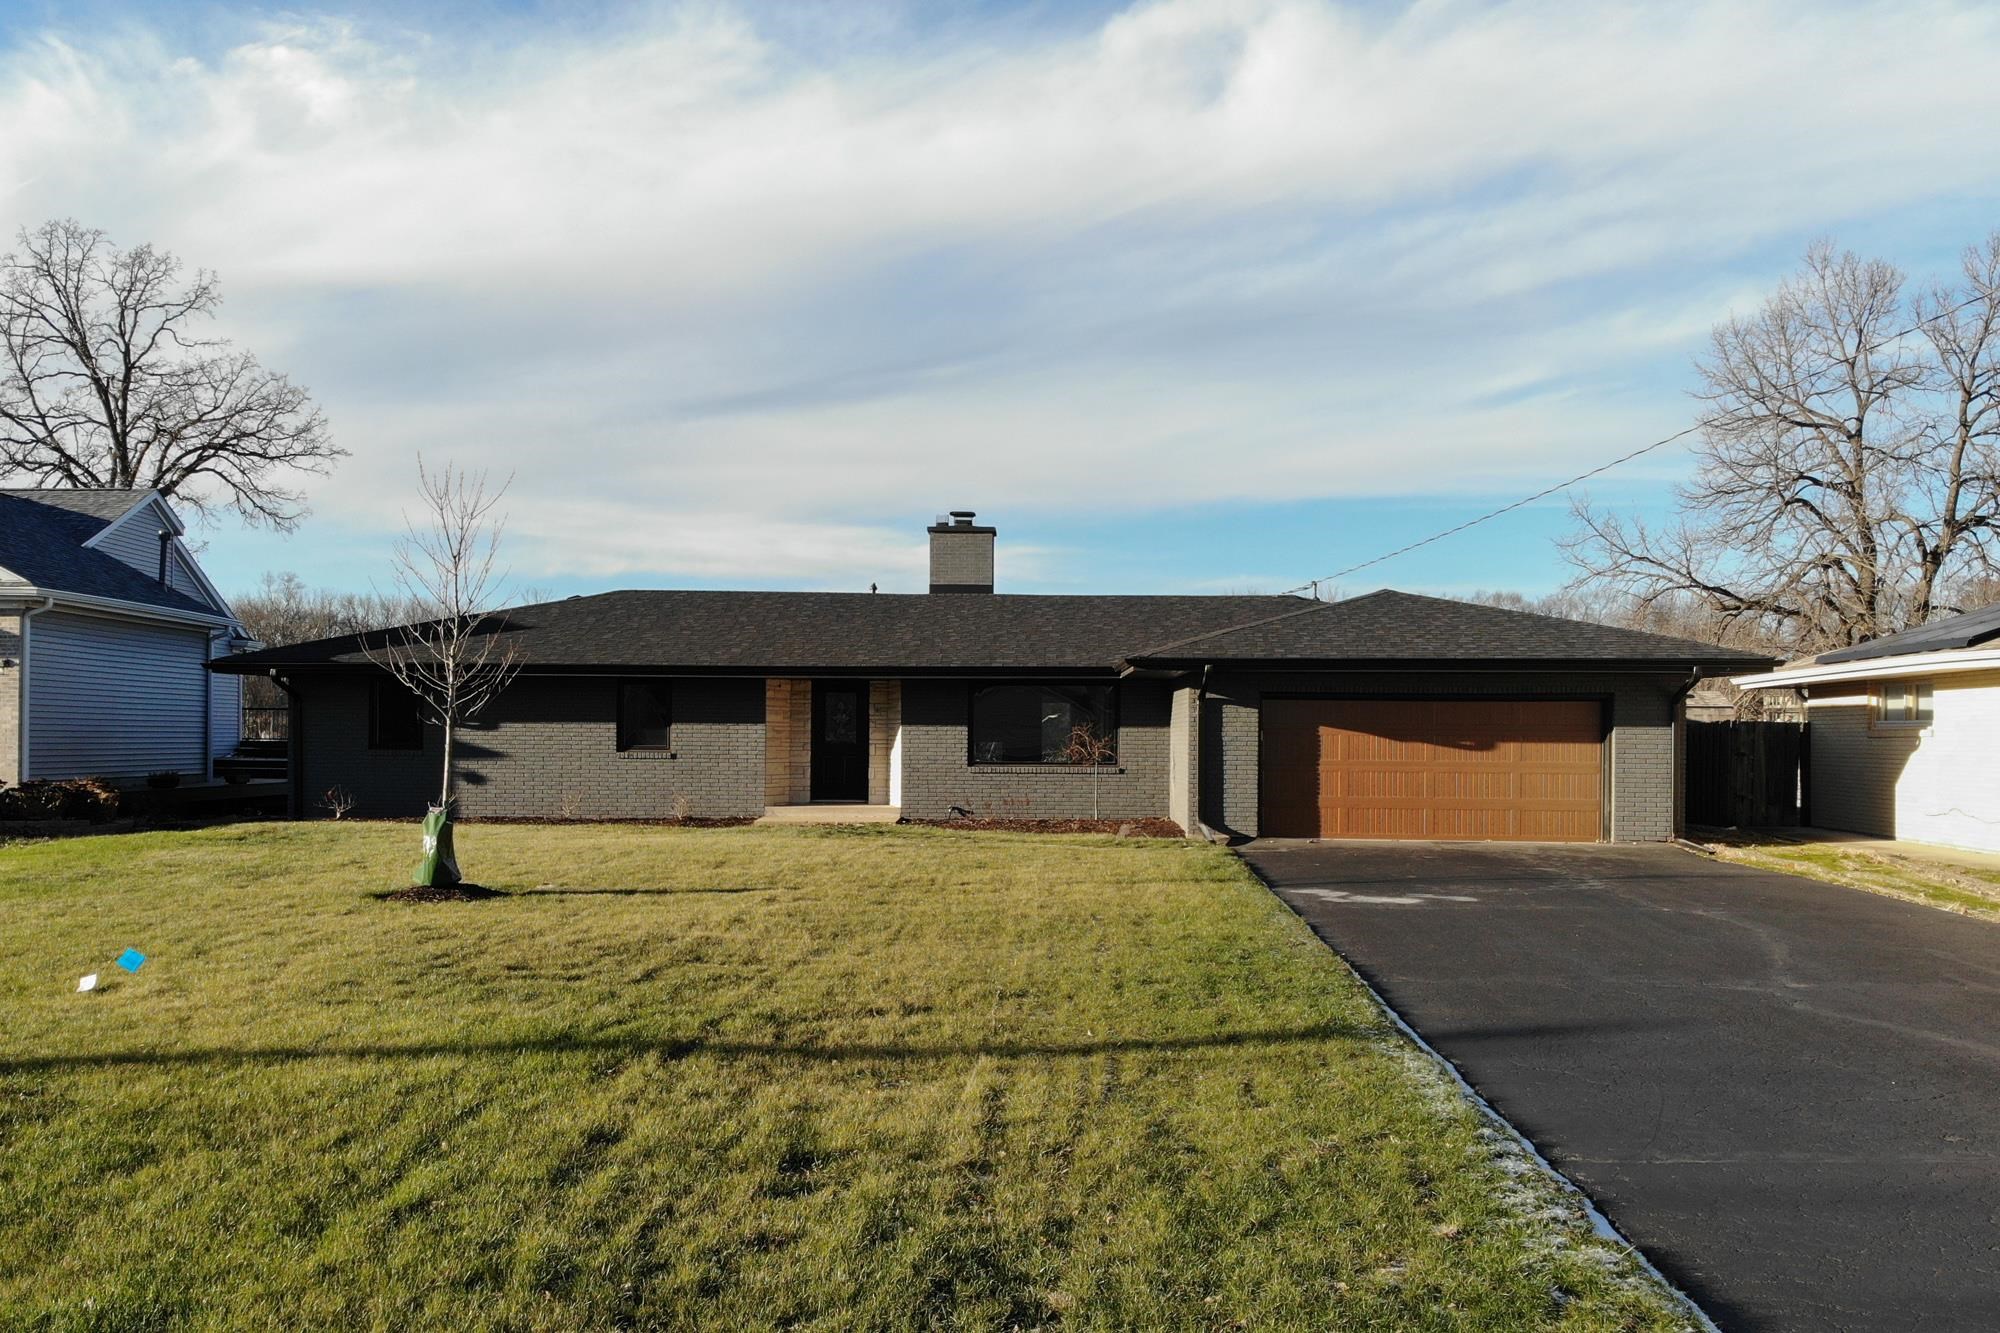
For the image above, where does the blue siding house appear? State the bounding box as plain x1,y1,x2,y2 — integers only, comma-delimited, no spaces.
0,489,251,786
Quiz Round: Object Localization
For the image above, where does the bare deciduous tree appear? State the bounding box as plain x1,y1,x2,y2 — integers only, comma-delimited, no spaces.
363,460,522,813
1062,722,1116,821
1565,237,2000,655
0,219,342,528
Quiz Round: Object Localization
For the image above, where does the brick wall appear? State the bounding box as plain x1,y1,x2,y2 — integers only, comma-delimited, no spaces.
1201,669,1688,843
897,678,1174,821
1807,690,1910,837
1805,676,2000,850
297,674,766,820
1199,676,1261,834
1167,684,1197,833
0,613,19,787
285,665,1690,839
869,680,900,805
763,678,811,806
927,529,994,590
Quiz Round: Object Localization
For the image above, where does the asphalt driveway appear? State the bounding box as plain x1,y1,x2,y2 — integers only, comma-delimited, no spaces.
1242,840,2000,1332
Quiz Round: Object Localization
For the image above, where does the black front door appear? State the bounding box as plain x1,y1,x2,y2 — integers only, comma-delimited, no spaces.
810,681,868,801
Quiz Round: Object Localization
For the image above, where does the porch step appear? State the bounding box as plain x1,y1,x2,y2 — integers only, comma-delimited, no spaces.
755,804,903,826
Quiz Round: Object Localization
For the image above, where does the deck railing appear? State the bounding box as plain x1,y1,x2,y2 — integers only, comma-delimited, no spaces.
241,706,290,741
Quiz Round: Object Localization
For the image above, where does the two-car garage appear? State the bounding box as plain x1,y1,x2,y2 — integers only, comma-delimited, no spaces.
1256,698,1607,842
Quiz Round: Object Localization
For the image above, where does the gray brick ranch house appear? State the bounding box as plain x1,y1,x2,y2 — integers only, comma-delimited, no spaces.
214,513,1771,841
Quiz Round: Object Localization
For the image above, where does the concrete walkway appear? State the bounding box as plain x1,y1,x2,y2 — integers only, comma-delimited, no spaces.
754,804,902,825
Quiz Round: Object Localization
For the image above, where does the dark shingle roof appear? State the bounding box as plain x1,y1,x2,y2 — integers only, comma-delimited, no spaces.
1124,590,1775,667
215,591,1311,674
215,586,1771,675
0,488,157,523
0,490,221,617
1815,603,2000,664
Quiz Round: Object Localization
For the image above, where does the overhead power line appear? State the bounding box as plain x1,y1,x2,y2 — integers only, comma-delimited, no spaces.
1281,288,1993,597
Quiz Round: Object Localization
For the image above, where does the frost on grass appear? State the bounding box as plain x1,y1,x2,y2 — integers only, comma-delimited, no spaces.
1381,1039,1705,1331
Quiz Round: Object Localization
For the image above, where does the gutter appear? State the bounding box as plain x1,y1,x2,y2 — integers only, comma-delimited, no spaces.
273,672,306,820
211,662,1136,680
1735,645,2000,690
1124,656,1774,674
0,584,236,630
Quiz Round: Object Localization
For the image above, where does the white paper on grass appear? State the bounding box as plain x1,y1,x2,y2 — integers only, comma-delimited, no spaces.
77,973,98,992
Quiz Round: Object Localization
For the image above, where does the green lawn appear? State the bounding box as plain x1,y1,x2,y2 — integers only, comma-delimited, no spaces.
1701,835,2000,919
0,823,1685,1331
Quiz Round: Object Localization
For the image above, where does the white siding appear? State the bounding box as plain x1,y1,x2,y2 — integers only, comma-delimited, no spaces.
27,610,209,780
1809,672,2000,853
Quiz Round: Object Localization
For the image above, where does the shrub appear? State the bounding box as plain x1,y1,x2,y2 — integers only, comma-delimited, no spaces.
0,777,122,822
145,771,184,790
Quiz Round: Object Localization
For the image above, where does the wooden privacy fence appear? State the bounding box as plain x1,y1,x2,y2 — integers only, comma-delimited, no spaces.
1685,721,1809,828
242,706,290,741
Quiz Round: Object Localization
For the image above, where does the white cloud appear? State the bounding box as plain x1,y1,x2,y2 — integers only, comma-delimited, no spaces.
2,0,1999,587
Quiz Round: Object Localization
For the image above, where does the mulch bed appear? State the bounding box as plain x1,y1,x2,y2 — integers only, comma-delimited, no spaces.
905,817,1186,838
372,883,505,903
453,816,758,828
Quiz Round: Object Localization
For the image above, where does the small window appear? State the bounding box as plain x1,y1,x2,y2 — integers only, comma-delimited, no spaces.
1874,679,1934,728
618,681,673,751
369,679,425,751
970,684,1117,764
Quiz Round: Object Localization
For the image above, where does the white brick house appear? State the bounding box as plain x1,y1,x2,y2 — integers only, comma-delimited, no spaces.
1736,605,2000,854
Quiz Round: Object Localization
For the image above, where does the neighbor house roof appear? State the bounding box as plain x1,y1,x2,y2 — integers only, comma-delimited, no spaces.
1813,603,2000,664
1735,603,2000,691
0,489,224,620
214,587,1772,677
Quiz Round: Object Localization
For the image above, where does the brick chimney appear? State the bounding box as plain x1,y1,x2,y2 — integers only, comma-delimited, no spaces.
928,511,995,593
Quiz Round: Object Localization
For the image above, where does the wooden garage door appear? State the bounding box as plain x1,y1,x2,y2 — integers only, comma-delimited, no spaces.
1260,699,1604,842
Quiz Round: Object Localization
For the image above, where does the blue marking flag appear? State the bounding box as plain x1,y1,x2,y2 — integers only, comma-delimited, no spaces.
116,948,146,973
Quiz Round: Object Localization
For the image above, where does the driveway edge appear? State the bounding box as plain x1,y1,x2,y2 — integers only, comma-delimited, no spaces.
1235,851,1719,1332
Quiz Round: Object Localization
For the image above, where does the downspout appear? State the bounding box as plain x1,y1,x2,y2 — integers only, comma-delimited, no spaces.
202,629,226,782
1667,668,1703,841
273,671,305,819
16,597,55,783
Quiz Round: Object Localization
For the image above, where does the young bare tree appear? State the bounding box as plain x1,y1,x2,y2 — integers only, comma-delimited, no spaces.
1565,237,2000,655
1062,722,1117,821
364,461,522,818
0,219,342,528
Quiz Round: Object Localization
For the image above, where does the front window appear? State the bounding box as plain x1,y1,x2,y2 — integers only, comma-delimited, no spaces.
617,681,673,751
1874,679,1934,728
369,679,425,751
970,684,1117,764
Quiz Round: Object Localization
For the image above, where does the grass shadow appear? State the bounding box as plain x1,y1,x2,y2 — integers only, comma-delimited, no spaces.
507,885,794,898
0,1024,1371,1074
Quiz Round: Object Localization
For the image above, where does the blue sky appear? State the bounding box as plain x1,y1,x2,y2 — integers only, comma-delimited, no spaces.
3,0,1999,603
